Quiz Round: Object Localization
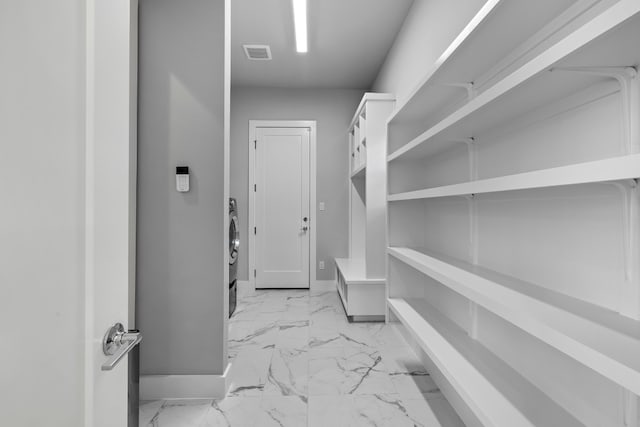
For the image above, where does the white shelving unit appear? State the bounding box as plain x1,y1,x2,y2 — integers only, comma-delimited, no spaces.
336,93,394,321
388,247,640,395
388,298,583,427
335,258,385,319
386,1,640,426
389,154,640,201
387,0,625,154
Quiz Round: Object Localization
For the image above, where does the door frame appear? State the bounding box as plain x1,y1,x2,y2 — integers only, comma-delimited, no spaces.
248,120,317,289
84,0,138,424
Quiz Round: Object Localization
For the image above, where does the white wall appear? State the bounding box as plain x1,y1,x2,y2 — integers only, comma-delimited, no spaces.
0,1,86,425
372,0,485,102
231,87,364,281
137,0,229,375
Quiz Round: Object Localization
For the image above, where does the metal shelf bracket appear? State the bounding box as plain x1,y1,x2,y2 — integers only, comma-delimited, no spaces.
605,180,640,320
551,66,638,154
442,82,476,101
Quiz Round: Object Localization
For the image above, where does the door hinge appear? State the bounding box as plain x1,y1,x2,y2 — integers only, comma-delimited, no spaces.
254,269,256,278
254,184,257,192
254,140,257,149
254,227,257,235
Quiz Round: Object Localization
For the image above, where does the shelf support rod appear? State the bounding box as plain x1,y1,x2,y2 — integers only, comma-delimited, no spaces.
622,389,639,427
459,137,479,339
453,137,480,339
464,194,479,266
468,301,479,340
465,193,479,339
607,180,639,320
464,137,478,181
550,66,638,154
447,137,477,182
442,82,476,101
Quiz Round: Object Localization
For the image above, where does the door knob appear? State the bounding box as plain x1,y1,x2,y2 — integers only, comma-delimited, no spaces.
102,323,142,371
301,226,308,232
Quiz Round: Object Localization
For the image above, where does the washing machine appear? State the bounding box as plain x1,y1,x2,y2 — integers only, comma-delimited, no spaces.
229,198,239,317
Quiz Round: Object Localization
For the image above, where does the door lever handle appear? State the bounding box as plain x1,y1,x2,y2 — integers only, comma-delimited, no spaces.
102,323,142,371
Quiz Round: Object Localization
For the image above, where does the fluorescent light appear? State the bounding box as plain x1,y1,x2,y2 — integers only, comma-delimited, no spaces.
292,0,308,53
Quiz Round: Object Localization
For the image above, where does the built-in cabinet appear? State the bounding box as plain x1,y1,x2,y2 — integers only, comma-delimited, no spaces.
335,93,394,320
386,1,640,426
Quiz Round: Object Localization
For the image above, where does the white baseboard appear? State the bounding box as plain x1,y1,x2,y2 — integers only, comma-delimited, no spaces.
239,280,333,291
312,280,335,291
140,363,231,400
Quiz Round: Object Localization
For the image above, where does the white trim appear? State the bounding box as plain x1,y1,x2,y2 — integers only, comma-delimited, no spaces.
311,280,335,292
313,280,335,286
239,280,327,292
140,363,232,400
309,122,317,289
84,2,96,424
84,1,138,424
222,0,231,368
248,120,317,289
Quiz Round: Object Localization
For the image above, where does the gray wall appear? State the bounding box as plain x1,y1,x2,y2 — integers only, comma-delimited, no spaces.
137,0,228,375
1,1,85,425
231,87,364,281
372,0,485,100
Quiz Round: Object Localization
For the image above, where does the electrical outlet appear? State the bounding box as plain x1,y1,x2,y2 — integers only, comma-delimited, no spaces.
319,261,325,270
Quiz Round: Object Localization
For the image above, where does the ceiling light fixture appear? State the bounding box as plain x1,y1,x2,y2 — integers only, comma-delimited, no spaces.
292,0,308,53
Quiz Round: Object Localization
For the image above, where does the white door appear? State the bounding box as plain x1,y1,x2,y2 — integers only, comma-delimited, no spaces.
86,1,138,426
254,127,310,288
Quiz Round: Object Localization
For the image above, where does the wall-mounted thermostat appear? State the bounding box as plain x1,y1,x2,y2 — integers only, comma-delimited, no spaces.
176,166,189,192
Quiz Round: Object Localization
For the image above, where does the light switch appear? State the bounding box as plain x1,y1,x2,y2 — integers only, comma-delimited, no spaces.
319,202,325,211
319,261,325,270
176,166,189,192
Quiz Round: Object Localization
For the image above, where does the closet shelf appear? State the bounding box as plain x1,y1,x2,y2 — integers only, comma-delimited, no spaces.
388,0,571,126
387,0,499,125
335,258,384,285
351,164,366,180
387,297,583,427
349,93,395,130
388,154,640,201
388,247,640,395
388,1,640,163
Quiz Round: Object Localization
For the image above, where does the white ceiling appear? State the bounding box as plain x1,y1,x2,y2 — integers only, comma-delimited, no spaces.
231,0,414,89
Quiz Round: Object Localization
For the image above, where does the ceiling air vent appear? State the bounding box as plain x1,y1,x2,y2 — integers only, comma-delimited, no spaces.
243,44,272,60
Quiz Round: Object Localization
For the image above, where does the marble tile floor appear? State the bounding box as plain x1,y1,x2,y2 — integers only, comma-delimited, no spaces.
140,283,465,427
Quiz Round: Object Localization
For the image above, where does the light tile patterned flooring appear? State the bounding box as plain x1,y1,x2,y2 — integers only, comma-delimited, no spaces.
140,283,465,427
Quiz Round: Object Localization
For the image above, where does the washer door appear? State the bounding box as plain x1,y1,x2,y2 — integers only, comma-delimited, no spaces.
229,214,239,265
